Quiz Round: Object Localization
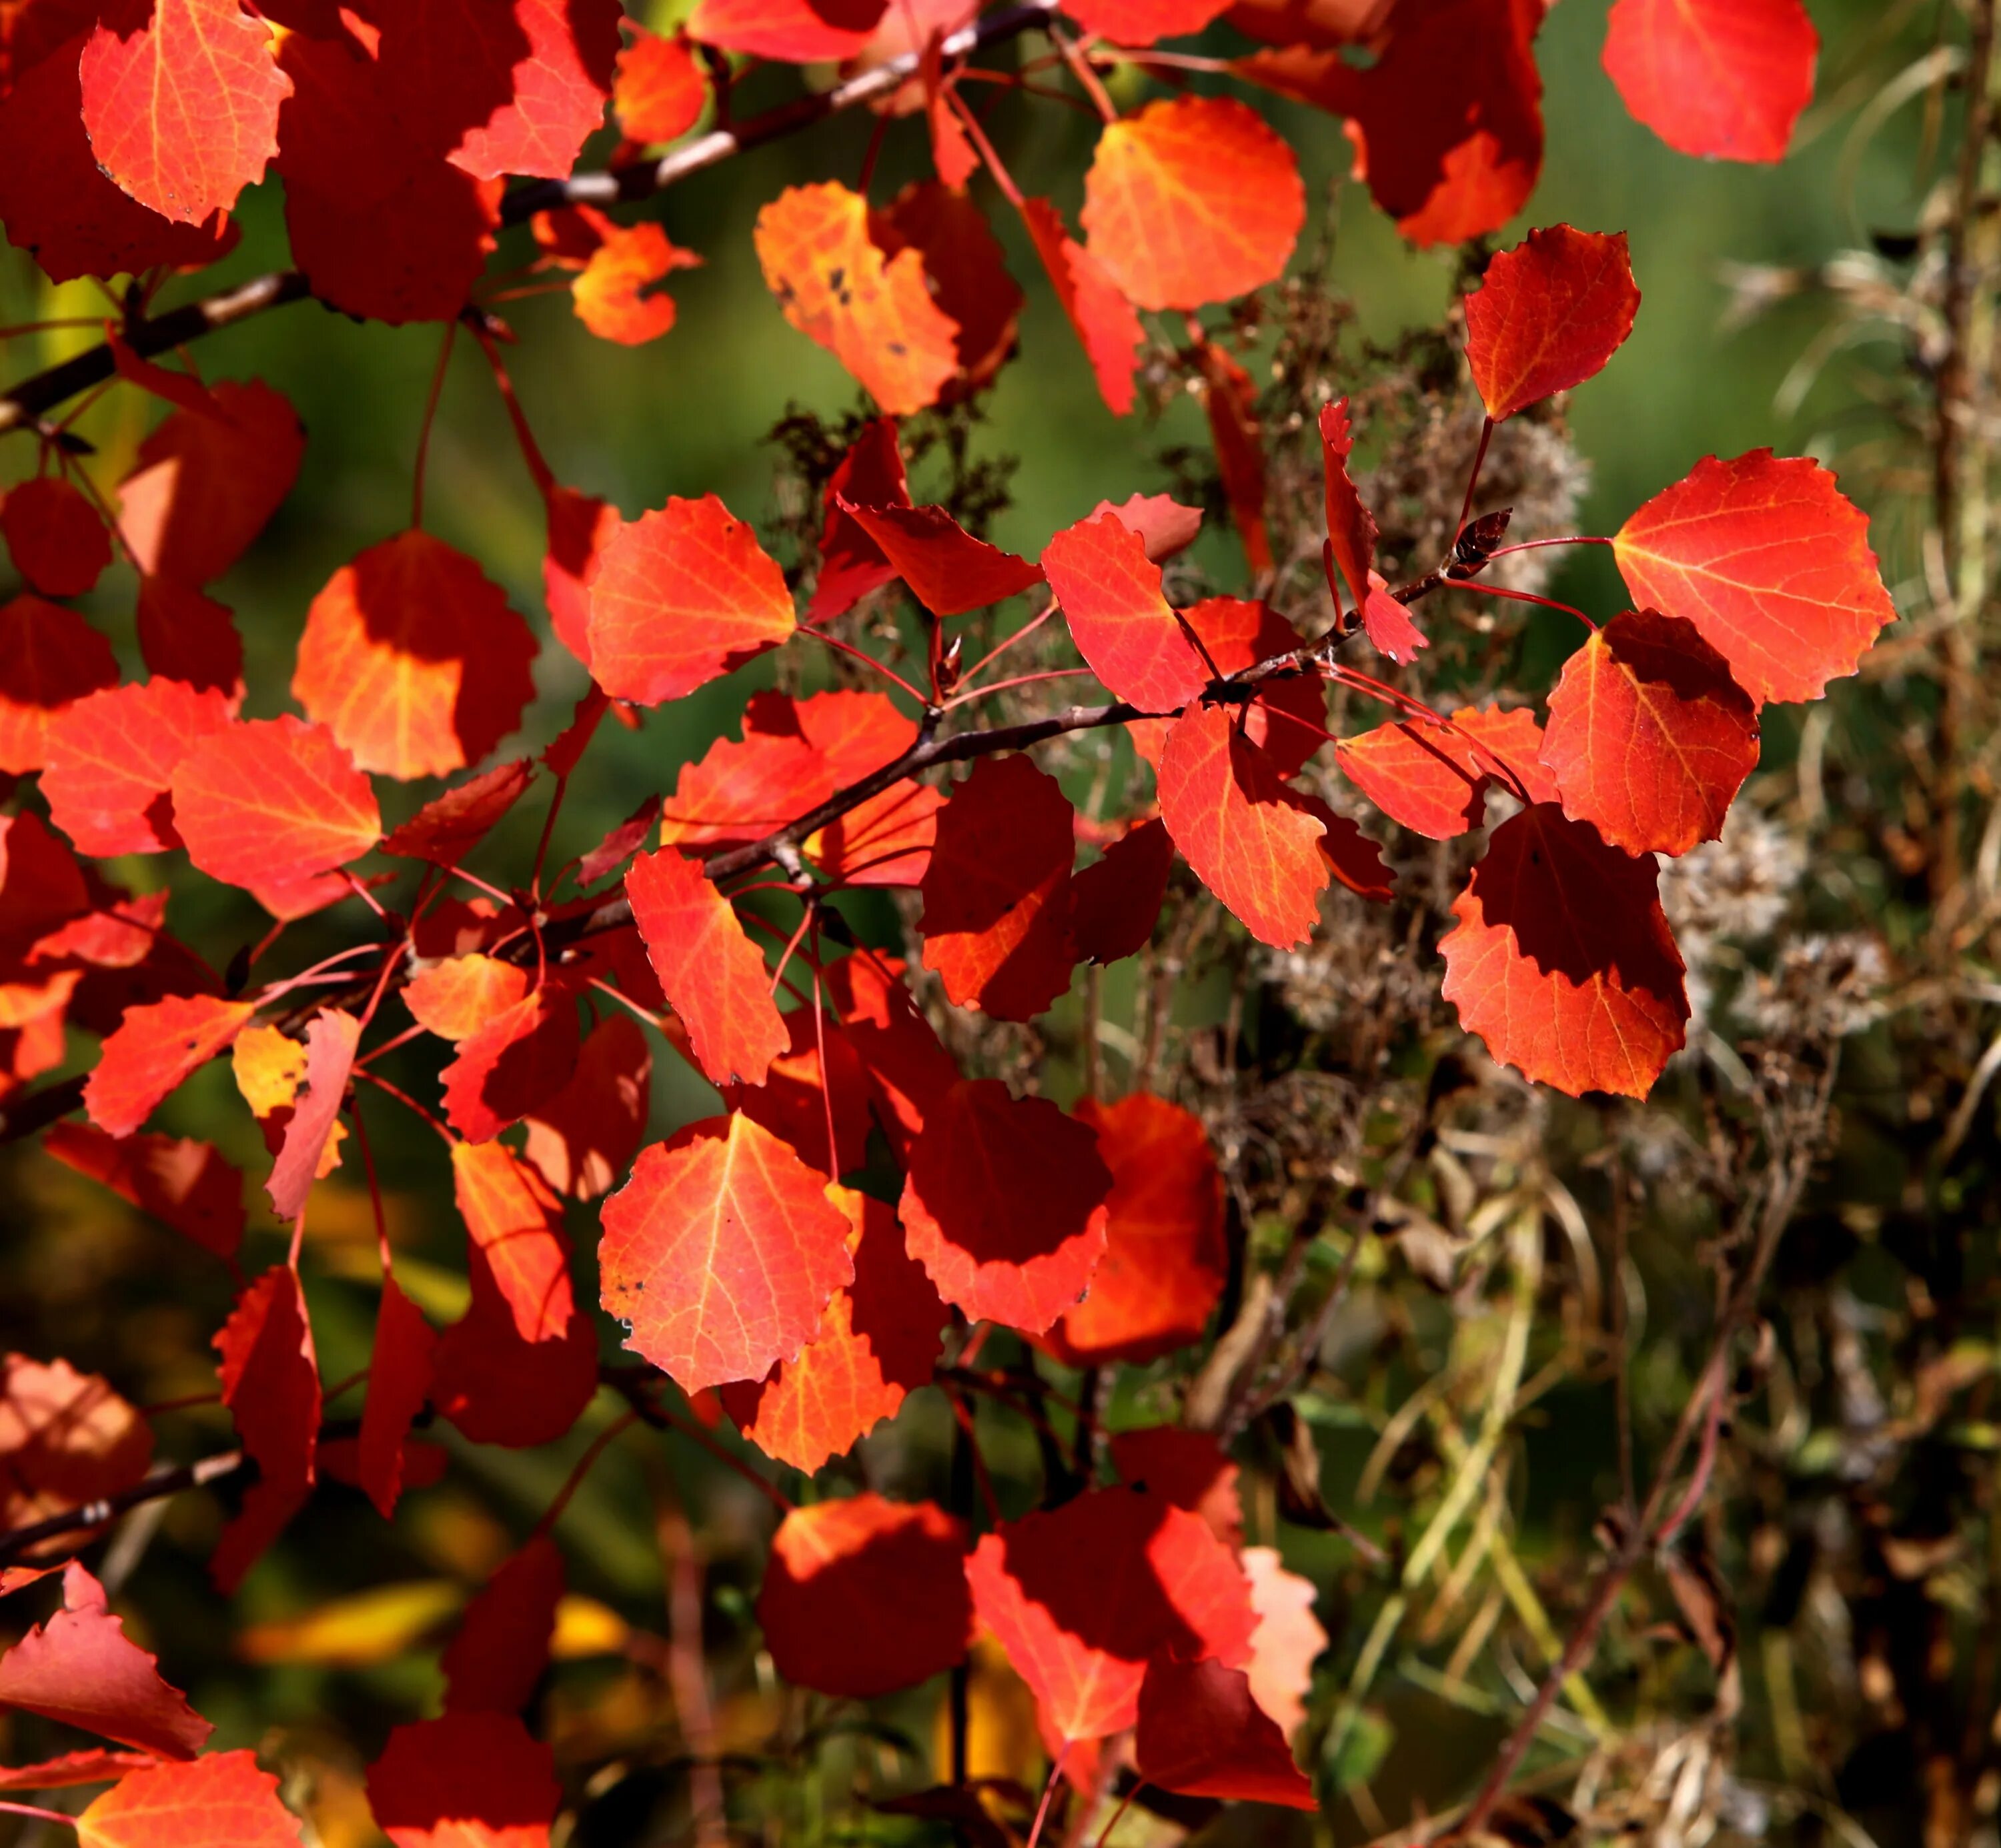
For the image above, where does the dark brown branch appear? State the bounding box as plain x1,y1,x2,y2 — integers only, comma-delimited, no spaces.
0,0,1064,439
0,1450,246,1567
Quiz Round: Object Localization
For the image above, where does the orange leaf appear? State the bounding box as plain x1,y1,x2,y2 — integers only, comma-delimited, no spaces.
0,1356,152,1533
626,847,788,1088
1540,608,1760,856
84,994,256,1138
77,1751,303,1848
451,1142,576,1346
367,1713,558,1848
1082,97,1303,311
1465,224,1640,422
439,984,581,1144
43,679,233,858
1135,1654,1315,1809
0,596,117,775
598,1114,856,1394
614,25,707,143
660,722,835,854
1044,1094,1225,1366
1042,512,1206,710
573,222,702,345
1439,804,1688,1098
358,1276,436,1521
918,755,1079,1022
2,477,110,598
293,532,538,781
169,714,379,892
78,0,290,223
1131,596,1323,778
521,1012,652,1200
42,1121,245,1258
758,1495,970,1696
211,1266,320,1591
1603,0,1816,164
587,495,794,706
404,956,532,1042
1612,450,1895,704
899,1078,1110,1334
1020,197,1142,416
1335,704,1556,840
755,180,960,415
1156,704,1328,950
808,778,940,888
722,1187,944,1471
869,181,1025,398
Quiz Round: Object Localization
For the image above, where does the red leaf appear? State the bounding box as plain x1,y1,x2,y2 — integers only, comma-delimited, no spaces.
0,596,118,775
724,1006,873,1177
1360,578,1427,666
1440,804,1688,1098
43,680,233,858
1178,598,1323,778
440,984,581,1144
0,1356,152,1533
1603,0,1816,163
755,181,960,414
614,25,707,143
451,1141,576,1345
820,951,960,1156
265,1007,358,1222
919,755,1079,1021
837,502,1043,618
1540,608,1760,856
808,779,941,888
1020,197,1143,417
543,489,619,668
869,181,1025,400
758,1495,969,1696
84,994,256,1138
1465,225,1641,422
599,1113,856,1394
77,1751,303,1848
170,715,380,893
572,222,702,345
1195,339,1272,574
118,379,303,588
211,1266,320,1590
0,36,235,282
1061,0,1232,47
1110,1427,1240,1547
293,532,538,781
1135,1653,1315,1809
588,495,794,706
430,1246,598,1449
660,724,834,855
1612,450,1895,704
1335,704,1556,840
1043,513,1206,710
0,1561,210,1759
0,810,89,955
358,1276,436,1521
0,1750,159,1791
1070,817,1174,966
1157,704,1328,950
1043,1094,1225,1367
382,0,621,181
1082,97,1303,311
1090,492,1203,562
78,0,289,223
690,0,885,59
44,1121,244,1258
722,1188,944,1471
808,420,910,624
1318,396,1377,618
367,1713,558,1848
521,1012,652,1201
964,1489,1256,1743
136,579,243,698
442,1539,563,1717
2,478,110,598
899,1078,1110,1334
380,761,536,867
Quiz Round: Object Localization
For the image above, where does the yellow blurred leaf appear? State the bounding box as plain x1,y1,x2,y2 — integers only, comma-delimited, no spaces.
236,1580,464,1667
551,1594,630,1659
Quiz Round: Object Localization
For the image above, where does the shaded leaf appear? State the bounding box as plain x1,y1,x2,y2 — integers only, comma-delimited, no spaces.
0,1356,152,1532
1135,1653,1315,1809
42,1122,244,1257
0,596,118,775
2,477,110,598
439,984,581,1144
1335,704,1556,840
367,1713,558,1848
521,1012,652,1201
1070,817,1174,966
442,1539,563,1717
358,1276,436,1521
211,1266,320,1591
838,501,1043,617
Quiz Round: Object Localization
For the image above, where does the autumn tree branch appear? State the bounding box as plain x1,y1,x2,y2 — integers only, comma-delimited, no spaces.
0,1450,247,1568
0,0,1064,439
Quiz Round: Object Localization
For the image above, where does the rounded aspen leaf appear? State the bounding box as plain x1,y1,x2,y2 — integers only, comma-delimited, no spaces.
870,180,1025,400
43,678,232,858
1612,451,1894,704
588,495,795,706
572,223,701,345
1181,596,1325,778
0,596,118,775
1540,608,1760,856
367,1713,557,1848
820,951,961,1158
898,1078,1111,1334
1157,703,1327,950
1335,705,1557,841
77,1751,303,1848
85,994,257,1138
404,955,531,1043
918,755,1079,1022
78,0,290,224
521,1011,652,1202
722,1188,944,1471
451,1141,576,1346
1135,1654,1315,1809
1081,97,1304,311
1110,1427,1240,1548
1439,804,1688,1099
169,715,380,892
1070,817,1175,966
688,0,886,61
755,181,959,415
1465,225,1639,422
1603,0,1816,164
964,1489,1257,1744
1043,512,1207,711
293,531,538,780
758,1495,970,1696
614,26,707,143
441,1538,564,1718
1044,1094,1225,1367
2,478,111,598
137,578,243,697
0,1358,153,1532
598,1114,856,1395
626,846,788,1088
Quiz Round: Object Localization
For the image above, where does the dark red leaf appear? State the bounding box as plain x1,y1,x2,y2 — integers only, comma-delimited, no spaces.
211,1266,320,1590
1070,817,1174,966
358,1276,437,1521
367,1713,558,1848
43,1121,244,1258
1135,1653,1315,1809
442,1539,564,1717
